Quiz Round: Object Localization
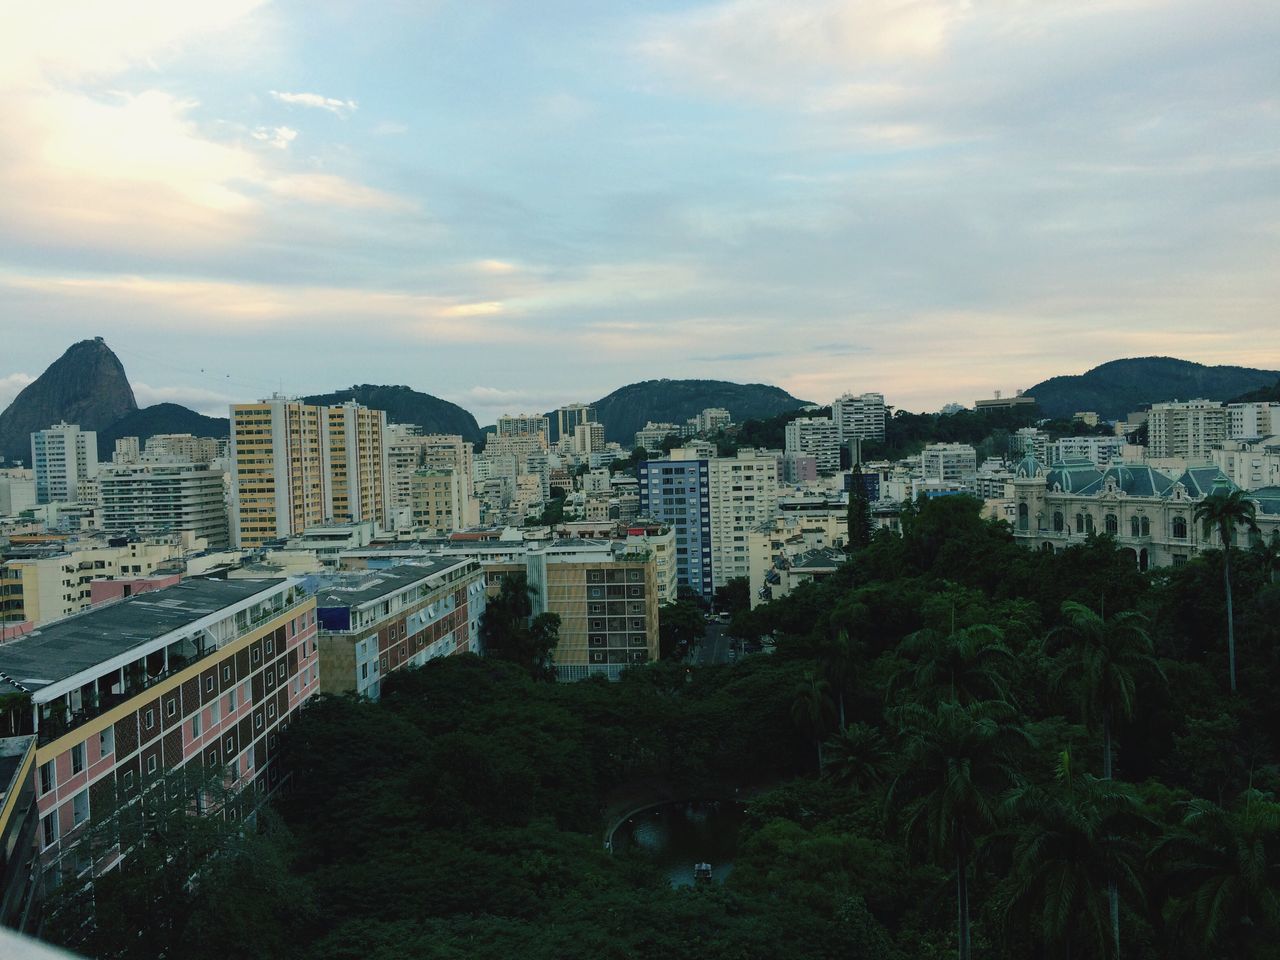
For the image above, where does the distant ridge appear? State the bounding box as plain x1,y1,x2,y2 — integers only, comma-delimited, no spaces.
96,404,231,459
303,385,482,443
567,379,811,443
1025,357,1280,420
0,338,136,466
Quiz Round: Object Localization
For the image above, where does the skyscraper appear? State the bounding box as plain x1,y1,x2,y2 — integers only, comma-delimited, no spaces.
555,403,596,443
31,422,98,504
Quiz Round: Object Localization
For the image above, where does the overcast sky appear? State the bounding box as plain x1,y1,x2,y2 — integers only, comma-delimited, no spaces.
1,0,1277,424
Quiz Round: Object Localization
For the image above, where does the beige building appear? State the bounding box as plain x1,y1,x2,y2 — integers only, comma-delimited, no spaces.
1213,437,1280,491
410,468,467,535
99,462,229,548
572,422,606,456
707,448,779,589
230,397,388,548
1148,400,1228,460
142,434,221,464
0,540,182,626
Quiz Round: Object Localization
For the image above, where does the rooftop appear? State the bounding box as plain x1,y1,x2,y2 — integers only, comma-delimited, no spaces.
313,558,470,608
0,578,285,695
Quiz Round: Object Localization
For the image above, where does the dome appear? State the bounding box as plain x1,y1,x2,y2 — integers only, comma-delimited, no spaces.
1014,452,1043,479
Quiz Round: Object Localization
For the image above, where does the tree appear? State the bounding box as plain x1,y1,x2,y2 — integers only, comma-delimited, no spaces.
999,750,1148,959
889,699,1031,960
892,624,1016,706
658,598,705,660
1193,488,1258,693
818,630,861,729
791,671,837,771
1152,789,1280,955
1044,602,1160,782
1251,527,1280,585
846,462,873,551
480,573,560,680
822,722,889,794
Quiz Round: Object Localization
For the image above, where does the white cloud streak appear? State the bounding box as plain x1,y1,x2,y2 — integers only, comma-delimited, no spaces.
269,90,358,116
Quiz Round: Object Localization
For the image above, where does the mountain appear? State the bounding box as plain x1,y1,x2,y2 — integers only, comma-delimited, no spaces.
1025,357,1280,420
303,385,482,443
581,379,811,444
0,338,137,466
96,404,231,459
1232,379,1280,404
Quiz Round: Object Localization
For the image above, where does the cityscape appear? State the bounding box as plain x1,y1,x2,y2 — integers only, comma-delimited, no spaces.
2,2,1279,959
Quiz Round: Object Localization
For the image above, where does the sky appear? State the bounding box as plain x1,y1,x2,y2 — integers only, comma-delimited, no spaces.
0,0,1277,425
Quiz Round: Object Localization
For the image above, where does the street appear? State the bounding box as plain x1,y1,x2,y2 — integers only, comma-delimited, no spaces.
690,621,737,666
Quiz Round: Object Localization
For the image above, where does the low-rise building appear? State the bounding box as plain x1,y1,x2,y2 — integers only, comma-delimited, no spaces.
315,558,486,701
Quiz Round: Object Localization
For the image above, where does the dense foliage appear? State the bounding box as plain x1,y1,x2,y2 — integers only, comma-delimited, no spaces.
47,496,1280,959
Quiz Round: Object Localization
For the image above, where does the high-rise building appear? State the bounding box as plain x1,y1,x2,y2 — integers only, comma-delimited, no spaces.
31,423,98,504
784,417,840,474
696,408,732,434
229,397,388,548
409,468,467,535
142,434,221,465
832,393,887,442
496,414,550,442
554,404,596,443
707,449,778,588
573,421,606,455
1226,402,1280,440
99,462,229,548
1010,427,1050,462
0,472,36,516
113,437,140,465
921,443,978,485
1148,400,1228,460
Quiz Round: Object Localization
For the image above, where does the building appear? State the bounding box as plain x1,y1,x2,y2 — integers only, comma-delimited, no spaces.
1147,400,1228,460
386,429,475,529
625,523,678,604
496,414,550,441
229,397,389,548
780,454,818,485
0,578,317,895
637,454,711,597
142,434,221,465
707,449,779,589
784,417,840,474
832,393,887,442
1213,437,1280,491
0,474,36,516
1010,427,1050,462
409,468,467,536
1226,402,1280,440
975,391,1037,412
572,422,606,456
921,443,978,486
554,404,596,443
1010,453,1280,569
695,408,732,434
1050,435,1126,468
0,735,38,927
634,422,683,451
315,558,485,700
99,463,229,549
112,438,140,465
31,424,98,505
1,541,183,626
1073,412,1101,427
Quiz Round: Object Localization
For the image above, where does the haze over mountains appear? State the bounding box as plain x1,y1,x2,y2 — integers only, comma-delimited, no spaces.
3,341,1279,466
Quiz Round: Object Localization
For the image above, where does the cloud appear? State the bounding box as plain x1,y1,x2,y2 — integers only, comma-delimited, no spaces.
372,120,409,136
267,173,415,212
270,90,358,116
252,125,298,149
0,373,35,411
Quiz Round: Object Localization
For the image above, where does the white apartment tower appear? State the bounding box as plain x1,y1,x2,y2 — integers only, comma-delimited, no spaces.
921,443,978,485
707,449,779,588
1226,402,1280,440
832,393,887,442
784,417,840,474
31,422,99,504
1148,400,1228,460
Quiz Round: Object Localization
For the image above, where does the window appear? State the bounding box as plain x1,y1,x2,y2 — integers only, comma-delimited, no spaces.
205,675,214,693
71,743,85,775
1053,512,1064,533
1075,514,1085,533
1085,515,1095,534
166,699,176,718
122,770,134,790
222,665,232,683
1105,514,1118,536
40,761,54,794
251,647,261,664
1017,502,1029,531
225,735,234,753
255,713,264,731
210,701,221,725
226,689,237,712
42,813,57,849
266,637,274,655
191,713,202,738
146,755,158,775
1140,516,1149,537
291,620,297,637
144,709,154,730
100,727,114,757
207,749,218,766
1130,516,1140,538
72,790,89,826
1172,516,1188,539
361,663,369,680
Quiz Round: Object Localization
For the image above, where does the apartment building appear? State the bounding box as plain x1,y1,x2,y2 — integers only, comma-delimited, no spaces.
409,468,467,536
554,404,595,443
99,463,228,549
229,397,389,548
142,434,221,465
832,393,887,442
634,422,684,451
315,558,485,700
1049,435,1126,468
707,448,779,589
0,578,318,890
624,523,678,604
785,417,840,474
31,424,98,505
1213,437,1280,491
637,454,711,597
0,541,183,626
112,438,140,465
496,414,550,441
0,473,36,516
1148,400,1228,460
572,422,606,456
1226,402,1280,440
1010,427,1050,462
921,443,978,486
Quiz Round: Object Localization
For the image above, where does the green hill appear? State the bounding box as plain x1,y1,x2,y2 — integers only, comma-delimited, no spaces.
583,379,811,444
303,385,482,443
96,404,230,459
1025,357,1280,419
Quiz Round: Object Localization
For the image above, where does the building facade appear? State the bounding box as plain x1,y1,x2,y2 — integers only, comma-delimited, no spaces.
31,424,98,505
1148,400,1228,460
315,558,485,701
832,393,887,442
921,443,978,486
637,454,712,597
555,404,596,443
1050,435,1126,468
0,578,318,896
409,468,467,536
1226,402,1280,440
784,417,840,474
99,463,229,548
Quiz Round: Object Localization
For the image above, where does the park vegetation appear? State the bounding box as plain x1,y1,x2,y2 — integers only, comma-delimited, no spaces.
45,495,1280,960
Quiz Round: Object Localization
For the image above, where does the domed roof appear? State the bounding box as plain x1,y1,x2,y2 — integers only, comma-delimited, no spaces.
1014,452,1044,479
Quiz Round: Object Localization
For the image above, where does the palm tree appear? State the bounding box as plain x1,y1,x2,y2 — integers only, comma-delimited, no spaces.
893,624,1016,706
818,629,860,730
999,750,1148,959
1193,488,1258,693
1250,528,1280,585
1045,602,1161,781
889,699,1031,960
823,722,889,793
1151,788,1280,955
791,670,837,771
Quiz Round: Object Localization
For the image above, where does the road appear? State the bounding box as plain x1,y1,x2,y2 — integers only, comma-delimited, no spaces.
690,621,737,666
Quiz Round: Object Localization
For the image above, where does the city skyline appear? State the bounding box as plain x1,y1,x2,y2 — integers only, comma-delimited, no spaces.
2,1,1278,424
